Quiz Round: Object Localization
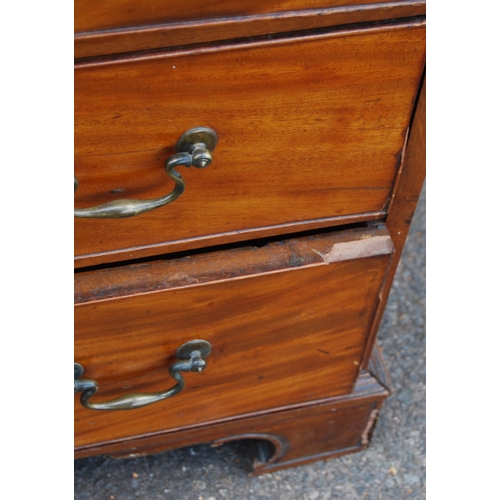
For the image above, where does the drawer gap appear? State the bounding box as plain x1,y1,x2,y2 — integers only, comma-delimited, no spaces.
76,16,425,65
75,219,385,275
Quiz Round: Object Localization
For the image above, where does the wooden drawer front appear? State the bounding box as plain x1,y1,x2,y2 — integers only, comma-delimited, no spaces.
75,369,389,473
75,225,393,448
75,0,413,33
74,23,425,267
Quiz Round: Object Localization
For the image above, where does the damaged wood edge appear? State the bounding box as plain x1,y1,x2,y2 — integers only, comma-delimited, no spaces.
75,226,392,304
75,211,386,269
361,407,380,447
312,235,394,263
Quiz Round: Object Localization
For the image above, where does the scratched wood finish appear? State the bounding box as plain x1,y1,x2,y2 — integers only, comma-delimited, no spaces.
75,0,419,33
75,225,391,302
75,228,392,448
75,2,426,58
74,23,425,267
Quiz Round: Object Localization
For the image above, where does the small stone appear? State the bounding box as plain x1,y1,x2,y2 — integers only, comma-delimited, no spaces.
308,491,320,500
398,388,413,404
314,478,326,487
132,472,139,478
385,478,396,489
131,479,139,489
389,466,398,475
193,480,207,490
355,486,365,497
403,474,420,486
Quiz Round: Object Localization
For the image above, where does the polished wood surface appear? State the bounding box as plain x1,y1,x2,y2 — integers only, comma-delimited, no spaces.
75,22,425,267
75,0,420,33
75,2,426,59
361,74,425,369
75,227,392,447
75,351,390,474
75,225,392,302
74,0,426,470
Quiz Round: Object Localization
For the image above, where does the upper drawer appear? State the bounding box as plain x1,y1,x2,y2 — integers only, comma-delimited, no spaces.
75,0,422,33
74,0,426,58
74,22,425,267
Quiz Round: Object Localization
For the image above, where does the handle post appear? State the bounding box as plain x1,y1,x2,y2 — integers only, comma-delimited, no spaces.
74,340,212,411
74,127,218,218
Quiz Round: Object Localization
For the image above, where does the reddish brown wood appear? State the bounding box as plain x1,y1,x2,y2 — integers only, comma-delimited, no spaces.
75,227,392,448
75,357,389,475
75,2,426,59
361,74,425,369
75,225,392,302
75,0,422,33
73,2,425,472
74,22,425,267
74,211,386,269
367,342,393,393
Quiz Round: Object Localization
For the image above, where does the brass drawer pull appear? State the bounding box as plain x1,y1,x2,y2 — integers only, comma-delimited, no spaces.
74,340,211,411
74,127,218,218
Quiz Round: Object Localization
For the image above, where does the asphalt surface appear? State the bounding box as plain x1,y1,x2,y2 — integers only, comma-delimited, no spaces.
75,186,426,500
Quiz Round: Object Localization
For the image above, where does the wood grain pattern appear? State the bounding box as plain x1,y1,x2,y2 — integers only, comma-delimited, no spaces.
361,73,425,369
75,228,392,448
74,211,386,269
75,2,426,59
75,22,425,267
75,0,420,33
75,225,392,303
75,352,389,474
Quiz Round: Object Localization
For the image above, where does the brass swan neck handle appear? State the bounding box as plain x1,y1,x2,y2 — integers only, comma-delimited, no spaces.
74,340,212,411
74,127,218,219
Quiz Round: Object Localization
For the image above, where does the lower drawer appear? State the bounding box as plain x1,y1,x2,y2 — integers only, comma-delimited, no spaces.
75,224,393,448
75,352,391,474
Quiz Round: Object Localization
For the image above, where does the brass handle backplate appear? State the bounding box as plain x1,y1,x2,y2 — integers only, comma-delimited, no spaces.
74,340,212,411
74,127,218,218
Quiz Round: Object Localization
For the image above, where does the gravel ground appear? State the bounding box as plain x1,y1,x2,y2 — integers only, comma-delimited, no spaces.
75,186,426,500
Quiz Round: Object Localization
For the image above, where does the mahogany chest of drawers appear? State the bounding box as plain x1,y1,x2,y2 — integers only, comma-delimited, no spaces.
74,0,425,474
